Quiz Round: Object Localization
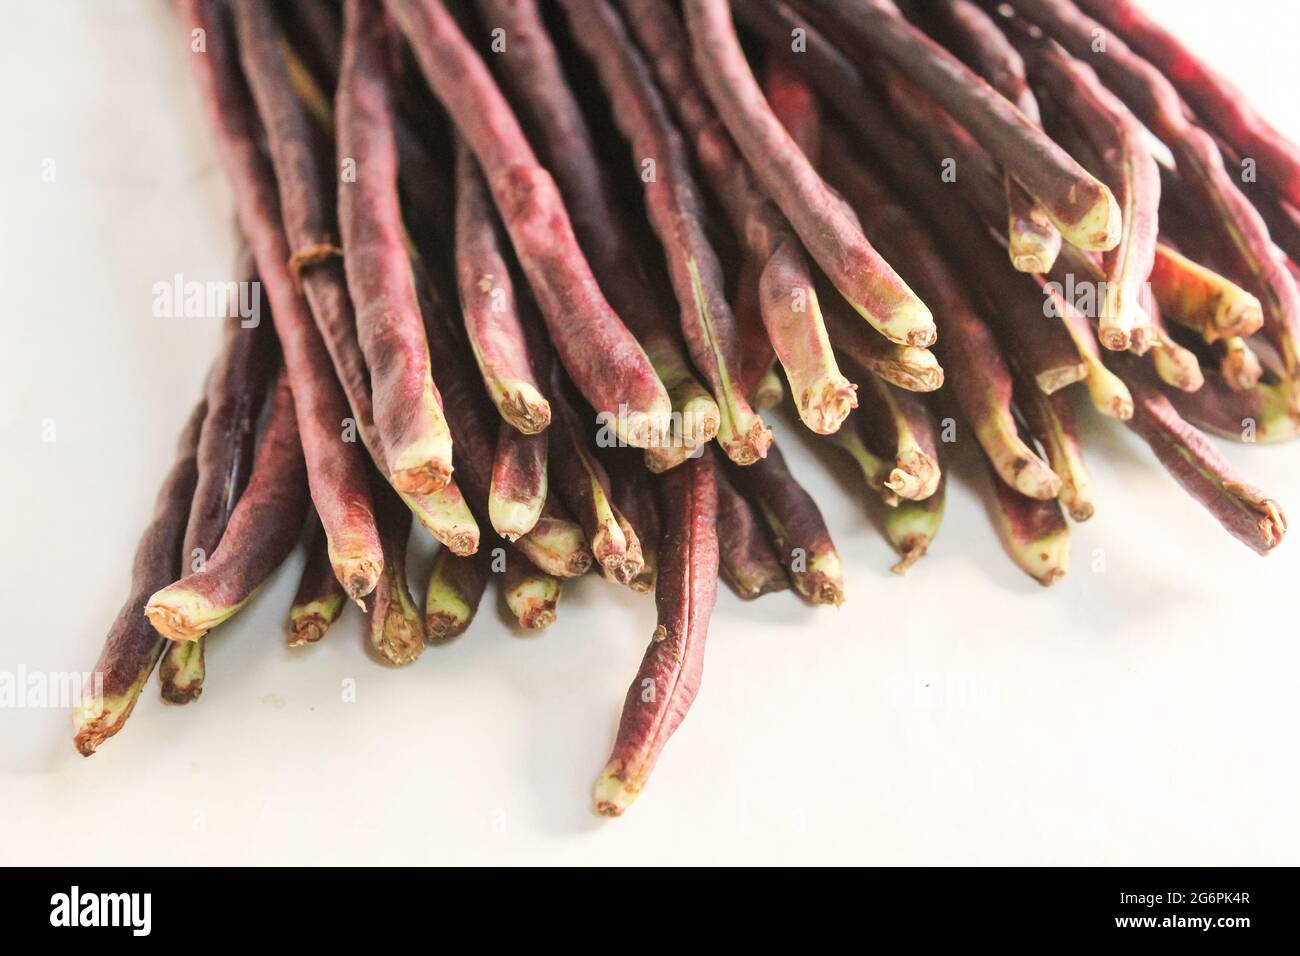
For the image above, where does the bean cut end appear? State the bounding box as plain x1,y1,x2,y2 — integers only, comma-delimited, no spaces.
144,588,224,643
593,762,641,817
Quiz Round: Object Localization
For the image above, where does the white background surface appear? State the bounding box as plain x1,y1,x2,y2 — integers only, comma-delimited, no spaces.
2,0,1299,866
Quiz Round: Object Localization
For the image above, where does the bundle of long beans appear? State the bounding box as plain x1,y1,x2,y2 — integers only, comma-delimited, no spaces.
77,0,1295,815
